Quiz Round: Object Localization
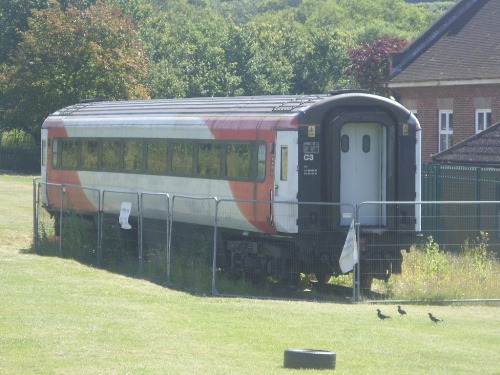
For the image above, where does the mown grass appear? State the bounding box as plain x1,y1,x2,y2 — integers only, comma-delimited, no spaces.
1,174,499,374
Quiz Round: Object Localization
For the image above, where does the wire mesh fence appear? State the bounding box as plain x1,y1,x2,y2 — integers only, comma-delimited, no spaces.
140,192,170,282
35,182,100,266
33,181,500,302
365,201,500,301
212,199,356,300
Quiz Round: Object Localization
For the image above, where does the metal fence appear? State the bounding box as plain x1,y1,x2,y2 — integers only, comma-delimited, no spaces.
423,163,500,202
0,145,40,174
33,180,500,302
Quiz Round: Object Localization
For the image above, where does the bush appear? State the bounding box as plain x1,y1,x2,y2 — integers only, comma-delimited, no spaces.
374,234,499,300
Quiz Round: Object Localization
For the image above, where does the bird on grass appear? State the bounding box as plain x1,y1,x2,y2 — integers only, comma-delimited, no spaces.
397,306,407,315
428,313,443,323
376,309,391,320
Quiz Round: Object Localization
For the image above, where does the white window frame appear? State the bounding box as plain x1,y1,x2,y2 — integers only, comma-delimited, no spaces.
476,109,492,133
439,110,453,152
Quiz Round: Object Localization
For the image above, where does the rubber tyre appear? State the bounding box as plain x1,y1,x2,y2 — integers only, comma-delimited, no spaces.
283,349,336,369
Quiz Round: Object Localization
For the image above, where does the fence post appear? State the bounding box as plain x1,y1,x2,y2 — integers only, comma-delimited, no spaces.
138,194,143,275
353,220,361,302
476,167,482,231
59,185,64,257
212,198,220,296
33,178,38,253
97,189,103,268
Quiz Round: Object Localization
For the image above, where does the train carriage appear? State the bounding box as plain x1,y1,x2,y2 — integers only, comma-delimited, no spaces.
41,92,421,289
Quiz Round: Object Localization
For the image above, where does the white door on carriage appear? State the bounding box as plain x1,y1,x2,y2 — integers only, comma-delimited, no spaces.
273,131,299,233
340,123,386,227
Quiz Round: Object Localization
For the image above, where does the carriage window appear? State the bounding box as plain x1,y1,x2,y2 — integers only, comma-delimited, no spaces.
258,144,266,181
280,146,287,181
147,141,167,173
197,143,221,176
52,139,59,167
60,139,78,168
102,140,121,170
41,140,46,167
172,142,193,174
341,135,349,153
124,139,143,171
81,139,99,169
362,135,371,153
226,144,250,178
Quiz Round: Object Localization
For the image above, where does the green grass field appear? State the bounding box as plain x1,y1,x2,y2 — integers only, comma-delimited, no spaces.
1,174,499,374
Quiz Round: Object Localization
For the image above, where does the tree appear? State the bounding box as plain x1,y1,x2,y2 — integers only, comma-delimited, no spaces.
225,20,295,95
347,35,407,95
0,0,48,63
0,0,97,64
291,27,352,94
0,1,149,142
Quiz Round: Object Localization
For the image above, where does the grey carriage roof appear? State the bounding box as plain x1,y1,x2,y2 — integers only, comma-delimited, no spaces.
48,93,413,125
52,95,322,117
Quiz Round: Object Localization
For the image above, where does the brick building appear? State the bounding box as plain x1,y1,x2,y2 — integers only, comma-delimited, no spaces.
387,0,500,163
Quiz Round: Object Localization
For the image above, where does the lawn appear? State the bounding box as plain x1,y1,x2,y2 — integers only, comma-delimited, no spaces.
0,174,499,374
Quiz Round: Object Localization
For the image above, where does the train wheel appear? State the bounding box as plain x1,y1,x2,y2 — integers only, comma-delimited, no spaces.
283,349,336,369
314,273,331,284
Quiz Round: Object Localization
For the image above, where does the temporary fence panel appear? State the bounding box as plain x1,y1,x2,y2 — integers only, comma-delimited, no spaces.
356,201,419,299
213,199,356,301
358,201,500,301
33,180,499,302
168,195,217,292
100,190,140,272
35,182,63,255
59,184,100,265
140,192,170,282
34,182,100,265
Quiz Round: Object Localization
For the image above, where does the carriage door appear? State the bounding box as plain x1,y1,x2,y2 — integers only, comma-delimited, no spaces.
340,123,386,226
273,131,298,233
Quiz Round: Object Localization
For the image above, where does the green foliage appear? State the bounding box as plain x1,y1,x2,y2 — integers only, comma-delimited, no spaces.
347,36,408,95
1,0,454,139
0,129,34,146
461,231,496,280
374,234,499,300
0,1,149,141
58,211,97,264
0,0,48,63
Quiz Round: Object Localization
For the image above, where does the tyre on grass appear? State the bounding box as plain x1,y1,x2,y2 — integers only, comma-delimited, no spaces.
283,348,336,369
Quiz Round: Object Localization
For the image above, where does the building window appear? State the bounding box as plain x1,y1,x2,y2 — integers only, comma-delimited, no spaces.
476,109,492,133
439,110,453,152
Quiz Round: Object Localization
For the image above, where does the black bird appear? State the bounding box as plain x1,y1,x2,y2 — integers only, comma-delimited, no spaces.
376,309,391,320
428,313,443,323
397,306,407,315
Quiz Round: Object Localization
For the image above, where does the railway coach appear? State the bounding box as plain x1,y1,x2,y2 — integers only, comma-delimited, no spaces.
41,91,421,289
